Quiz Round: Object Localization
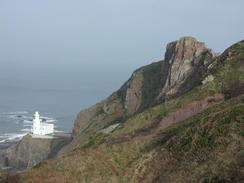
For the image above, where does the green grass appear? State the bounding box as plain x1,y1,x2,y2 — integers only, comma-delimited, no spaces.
135,96,244,183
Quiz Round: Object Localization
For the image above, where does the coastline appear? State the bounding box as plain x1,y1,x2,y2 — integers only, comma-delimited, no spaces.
0,132,72,173
0,132,71,148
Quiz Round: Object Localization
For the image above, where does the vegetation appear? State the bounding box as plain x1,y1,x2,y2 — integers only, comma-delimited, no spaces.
5,40,244,183
16,96,243,183
143,96,244,182
0,172,7,183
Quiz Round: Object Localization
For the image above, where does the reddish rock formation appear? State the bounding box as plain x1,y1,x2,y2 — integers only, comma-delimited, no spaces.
158,37,215,99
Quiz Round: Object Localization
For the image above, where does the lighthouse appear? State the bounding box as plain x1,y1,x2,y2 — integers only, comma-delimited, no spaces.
33,112,41,134
32,112,54,135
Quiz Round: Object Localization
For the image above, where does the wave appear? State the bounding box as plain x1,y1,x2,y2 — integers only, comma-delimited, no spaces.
23,124,32,127
1,111,29,115
54,130,64,133
0,111,60,144
23,119,33,124
41,116,57,122
44,119,56,123
21,128,31,132
0,132,27,143
41,116,53,120
8,115,23,119
3,112,56,121
8,114,32,121
6,114,56,124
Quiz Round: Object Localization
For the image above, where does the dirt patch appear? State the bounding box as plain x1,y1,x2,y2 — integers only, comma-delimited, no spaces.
157,93,224,130
132,93,225,141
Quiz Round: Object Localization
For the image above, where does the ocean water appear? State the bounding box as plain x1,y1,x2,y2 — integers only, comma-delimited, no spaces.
0,67,123,144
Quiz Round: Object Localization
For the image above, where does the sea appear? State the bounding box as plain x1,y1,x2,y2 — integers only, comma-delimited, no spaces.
0,66,124,146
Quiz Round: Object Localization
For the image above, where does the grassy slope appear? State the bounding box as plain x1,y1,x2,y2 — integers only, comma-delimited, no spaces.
18,96,244,183
10,41,244,183
141,96,244,183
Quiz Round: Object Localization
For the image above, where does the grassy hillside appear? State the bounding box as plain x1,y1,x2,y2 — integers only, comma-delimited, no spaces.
5,40,244,183
13,96,243,183
142,95,244,183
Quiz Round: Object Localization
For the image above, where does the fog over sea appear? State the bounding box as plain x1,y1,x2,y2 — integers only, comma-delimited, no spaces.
0,66,127,145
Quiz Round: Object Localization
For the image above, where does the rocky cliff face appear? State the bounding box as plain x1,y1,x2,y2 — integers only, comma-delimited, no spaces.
71,61,163,140
158,37,215,99
0,134,70,172
72,37,216,141
118,61,163,115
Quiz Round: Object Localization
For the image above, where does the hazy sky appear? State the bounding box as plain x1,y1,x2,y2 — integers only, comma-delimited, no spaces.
0,0,243,73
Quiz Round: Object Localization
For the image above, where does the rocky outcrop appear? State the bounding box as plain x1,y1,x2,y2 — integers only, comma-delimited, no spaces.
158,37,215,99
118,61,163,115
0,134,70,172
72,61,163,139
72,93,125,137
118,37,216,114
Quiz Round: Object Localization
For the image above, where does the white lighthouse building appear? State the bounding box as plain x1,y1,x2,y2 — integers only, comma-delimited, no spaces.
32,112,54,135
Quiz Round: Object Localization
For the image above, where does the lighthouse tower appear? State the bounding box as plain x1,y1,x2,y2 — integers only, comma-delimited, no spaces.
33,111,41,134
32,111,54,135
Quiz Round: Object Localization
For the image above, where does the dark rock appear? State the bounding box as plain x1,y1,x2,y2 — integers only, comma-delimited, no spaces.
0,134,70,172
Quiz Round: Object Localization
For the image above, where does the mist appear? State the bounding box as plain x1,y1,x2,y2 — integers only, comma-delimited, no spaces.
0,0,243,91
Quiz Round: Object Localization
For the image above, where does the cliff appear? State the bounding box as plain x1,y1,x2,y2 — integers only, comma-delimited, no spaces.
0,134,70,172
158,37,215,99
67,37,216,152
4,37,244,183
